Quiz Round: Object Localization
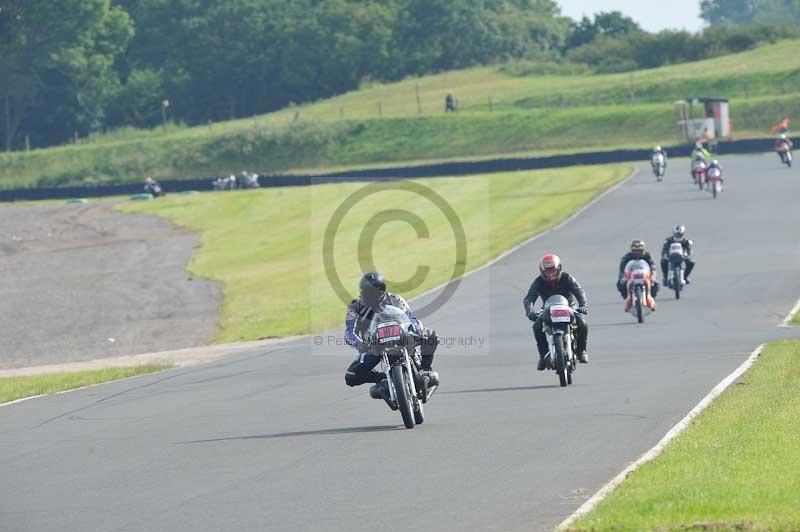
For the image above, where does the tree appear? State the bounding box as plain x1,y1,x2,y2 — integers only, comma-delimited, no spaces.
565,11,642,51
0,0,133,149
701,0,800,26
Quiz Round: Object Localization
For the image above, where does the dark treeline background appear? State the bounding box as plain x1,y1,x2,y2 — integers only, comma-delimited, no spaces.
1,0,798,150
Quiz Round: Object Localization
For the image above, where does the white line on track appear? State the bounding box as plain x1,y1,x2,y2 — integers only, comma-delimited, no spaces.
557,343,765,530
778,296,800,327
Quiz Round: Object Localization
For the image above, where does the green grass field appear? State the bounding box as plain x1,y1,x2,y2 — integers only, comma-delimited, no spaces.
121,165,628,342
0,365,172,405
2,41,799,189
569,340,800,531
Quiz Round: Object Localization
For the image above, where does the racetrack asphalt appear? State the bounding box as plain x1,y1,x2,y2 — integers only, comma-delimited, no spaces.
1,155,799,532
0,200,220,369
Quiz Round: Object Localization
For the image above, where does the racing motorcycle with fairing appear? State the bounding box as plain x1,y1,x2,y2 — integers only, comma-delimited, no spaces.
691,158,707,189
706,165,723,198
537,295,581,387
776,140,792,167
367,305,437,429
651,153,666,181
665,242,687,299
624,260,656,323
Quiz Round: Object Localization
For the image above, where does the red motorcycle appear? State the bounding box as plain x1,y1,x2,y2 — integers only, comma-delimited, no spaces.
691,159,707,190
706,165,723,198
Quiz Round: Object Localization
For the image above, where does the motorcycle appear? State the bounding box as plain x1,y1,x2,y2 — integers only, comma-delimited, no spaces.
665,242,686,299
706,166,723,198
238,173,260,189
367,305,437,429
651,153,666,181
777,142,792,168
145,182,165,197
538,295,580,387
624,259,656,324
691,159,707,190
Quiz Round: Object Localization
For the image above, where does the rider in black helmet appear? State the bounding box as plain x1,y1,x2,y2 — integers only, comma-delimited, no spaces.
344,272,439,400
617,240,659,298
661,225,695,284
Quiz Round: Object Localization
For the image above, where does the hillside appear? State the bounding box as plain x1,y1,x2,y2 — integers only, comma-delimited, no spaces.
1,40,799,189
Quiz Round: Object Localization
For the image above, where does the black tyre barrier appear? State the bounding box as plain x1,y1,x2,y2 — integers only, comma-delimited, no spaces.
1,137,794,202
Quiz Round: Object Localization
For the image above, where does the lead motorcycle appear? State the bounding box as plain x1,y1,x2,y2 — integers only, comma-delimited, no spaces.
367,305,437,429
537,295,580,387
665,242,687,299
624,259,656,323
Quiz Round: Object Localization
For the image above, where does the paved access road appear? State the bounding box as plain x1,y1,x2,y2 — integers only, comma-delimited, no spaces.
2,155,799,532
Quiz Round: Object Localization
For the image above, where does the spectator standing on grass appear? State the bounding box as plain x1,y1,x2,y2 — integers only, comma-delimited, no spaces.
445,91,457,112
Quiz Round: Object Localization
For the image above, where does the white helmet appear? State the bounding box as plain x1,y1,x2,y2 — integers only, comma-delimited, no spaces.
780,133,787,140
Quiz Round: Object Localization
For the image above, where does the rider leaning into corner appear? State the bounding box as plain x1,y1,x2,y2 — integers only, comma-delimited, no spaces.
661,225,695,285
344,272,439,401
617,240,659,299
523,254,589,370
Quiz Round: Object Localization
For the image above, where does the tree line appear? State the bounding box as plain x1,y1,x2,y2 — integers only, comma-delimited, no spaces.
1,0,798,151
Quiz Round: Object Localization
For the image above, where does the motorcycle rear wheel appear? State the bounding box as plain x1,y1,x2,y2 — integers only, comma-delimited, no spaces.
554,337,568,387
391,365,415,429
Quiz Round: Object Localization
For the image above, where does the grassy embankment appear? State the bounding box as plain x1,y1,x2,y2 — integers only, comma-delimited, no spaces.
122,165,628,342
569,339,800,531
2,41,800,188
0,365,172,405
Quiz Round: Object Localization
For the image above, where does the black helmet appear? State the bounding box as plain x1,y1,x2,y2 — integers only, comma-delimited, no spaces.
359,271,387,311
673,225,686,240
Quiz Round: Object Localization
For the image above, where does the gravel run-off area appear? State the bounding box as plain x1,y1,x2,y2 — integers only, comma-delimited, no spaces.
0,200,220,370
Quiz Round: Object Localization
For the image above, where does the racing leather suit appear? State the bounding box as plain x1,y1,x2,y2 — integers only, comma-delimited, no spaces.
661,237,694,281
523,273,588,357
344,293,437,386
618,252,659,298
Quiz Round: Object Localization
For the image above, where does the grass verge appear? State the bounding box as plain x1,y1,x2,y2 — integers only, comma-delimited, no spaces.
121,165,629,342
0,365,173,405
569,339,800,531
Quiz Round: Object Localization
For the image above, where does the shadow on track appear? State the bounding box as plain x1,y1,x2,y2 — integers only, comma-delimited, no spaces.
176,425,401,444
441,384,560,395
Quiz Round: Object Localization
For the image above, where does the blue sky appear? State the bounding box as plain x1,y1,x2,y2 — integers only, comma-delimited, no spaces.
557,0,705,32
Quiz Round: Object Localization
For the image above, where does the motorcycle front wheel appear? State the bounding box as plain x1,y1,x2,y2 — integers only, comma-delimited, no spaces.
390,365,415,429
635,287,644,323
673,269,681,300
554,336,568,387
712,182,719,198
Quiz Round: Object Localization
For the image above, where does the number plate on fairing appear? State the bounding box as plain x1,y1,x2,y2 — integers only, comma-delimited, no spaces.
669,243,684,255
549,305,572,323
377,324,401,344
